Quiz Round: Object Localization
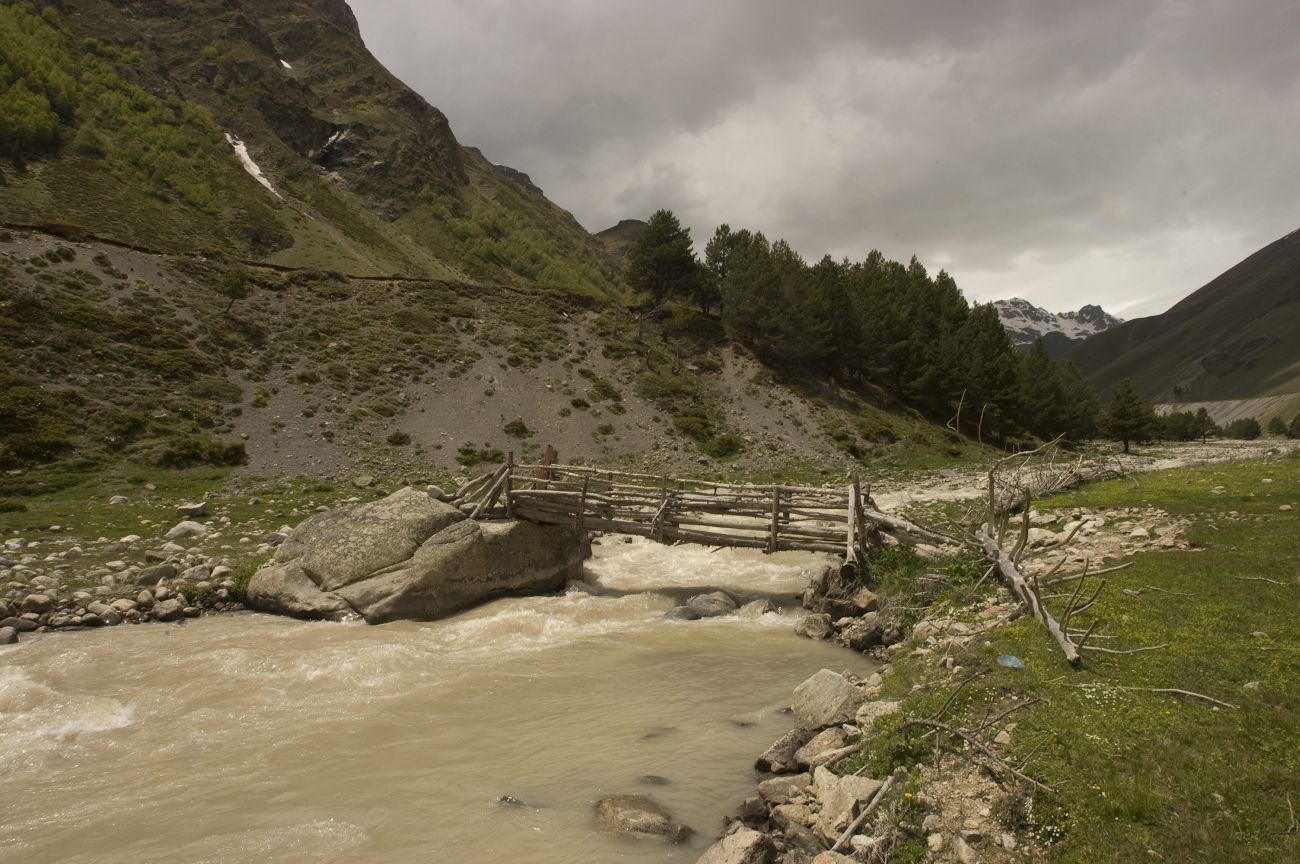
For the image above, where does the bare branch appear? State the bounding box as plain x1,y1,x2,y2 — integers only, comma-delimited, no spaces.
1122,586,1199,598
1064,683,1238,710
902,717,1055,793
831,767,905,853
1080,643,1168,655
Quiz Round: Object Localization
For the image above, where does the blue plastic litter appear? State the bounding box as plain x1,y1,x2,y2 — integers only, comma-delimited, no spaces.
996,654,1026,670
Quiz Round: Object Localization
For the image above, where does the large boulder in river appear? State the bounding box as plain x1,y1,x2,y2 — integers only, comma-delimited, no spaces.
595,795,693,843
247,488,589,624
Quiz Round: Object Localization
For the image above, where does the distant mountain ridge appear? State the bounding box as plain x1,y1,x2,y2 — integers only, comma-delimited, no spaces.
993,298,1121,359
1072,227,1300,401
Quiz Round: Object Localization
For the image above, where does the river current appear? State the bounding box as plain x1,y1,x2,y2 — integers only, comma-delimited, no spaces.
1,538,870,863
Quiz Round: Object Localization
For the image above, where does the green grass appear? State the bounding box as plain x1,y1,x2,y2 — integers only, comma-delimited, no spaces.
857,451,1300,862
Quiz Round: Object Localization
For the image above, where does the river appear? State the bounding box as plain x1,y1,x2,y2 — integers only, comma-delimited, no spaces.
0,537,871,863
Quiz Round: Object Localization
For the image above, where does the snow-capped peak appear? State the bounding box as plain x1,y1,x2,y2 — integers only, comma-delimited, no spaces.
992,298,1121,353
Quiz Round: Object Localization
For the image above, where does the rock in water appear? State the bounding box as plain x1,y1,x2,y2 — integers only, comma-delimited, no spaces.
696,826,776,864
755,728,814,774
247,487,589,623
593,795,692,843
683,591,738,617
794,613,833,640
791,669,866,728
0,626,18,644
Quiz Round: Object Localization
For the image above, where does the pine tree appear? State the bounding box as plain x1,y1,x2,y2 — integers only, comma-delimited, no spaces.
1289,412,1300,439
626,209,699,338
1017,340,1067,440
627,209,697,303
1195,407,1215,443
956,304,1020,443
1104,379,1156,453
1057,362,1101,442
1266,416,1288,436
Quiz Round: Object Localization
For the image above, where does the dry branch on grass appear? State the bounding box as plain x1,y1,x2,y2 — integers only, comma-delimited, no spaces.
1063,683,1238,710
902,716,1055,793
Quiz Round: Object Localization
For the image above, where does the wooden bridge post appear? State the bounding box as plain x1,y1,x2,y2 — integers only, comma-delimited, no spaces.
843,473,862,579
577,476,589,530
504,451,515,518
767,485,781,554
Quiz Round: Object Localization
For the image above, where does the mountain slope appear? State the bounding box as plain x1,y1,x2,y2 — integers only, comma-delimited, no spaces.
1073,228,1300,400
0,1,992,482
0,0,620,294
993,298,1120,359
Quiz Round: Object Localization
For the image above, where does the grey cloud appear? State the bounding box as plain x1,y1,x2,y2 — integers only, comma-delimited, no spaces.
351,0,1300,317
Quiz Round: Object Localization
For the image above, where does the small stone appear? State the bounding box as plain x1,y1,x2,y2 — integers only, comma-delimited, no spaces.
1130,526,1151,539
922,814,941,832
176,502,208,518
1,617,38,632
0,626,18,644
1001,832,1018,851
21,593,52,614
152,598,185,622
164,521,208,540
1281,505,1293,512
137,590,155,607
953,835,977,863
994,729,1012,745
1243,681,1261,690
137,564,176,586
109,495,129,505
854,700,901,727
737,796,767,824
351,475,375,489
928,833,945,852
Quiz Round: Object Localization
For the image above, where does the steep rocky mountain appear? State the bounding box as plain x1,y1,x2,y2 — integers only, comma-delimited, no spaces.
1073,227,1300,401
993,298,1121,359
0,0,619,292
0,1,978,482
595,219,649,262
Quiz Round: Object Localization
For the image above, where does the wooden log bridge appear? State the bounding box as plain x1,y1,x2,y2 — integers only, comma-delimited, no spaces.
446,452,927,578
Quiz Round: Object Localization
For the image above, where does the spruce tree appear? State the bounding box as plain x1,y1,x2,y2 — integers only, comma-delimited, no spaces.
1195,407,1215,443
1017,340,1067,440
1104,379,1156,453
627,209,698,307
1290,412,1300,439
626,209,699,339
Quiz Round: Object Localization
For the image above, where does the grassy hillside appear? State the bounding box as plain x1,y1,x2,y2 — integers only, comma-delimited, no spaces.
0,229,987,488
0,1,1003,489
0,0,621,294
1073,227,1300,400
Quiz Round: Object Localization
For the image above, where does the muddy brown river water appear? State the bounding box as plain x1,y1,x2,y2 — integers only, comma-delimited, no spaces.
1,538,871,864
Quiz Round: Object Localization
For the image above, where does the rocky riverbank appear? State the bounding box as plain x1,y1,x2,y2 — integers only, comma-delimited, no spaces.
0,500,276,644
686,487,1207,863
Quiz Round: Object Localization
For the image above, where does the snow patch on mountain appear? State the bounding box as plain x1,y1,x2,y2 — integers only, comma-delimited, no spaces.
224,133,282,200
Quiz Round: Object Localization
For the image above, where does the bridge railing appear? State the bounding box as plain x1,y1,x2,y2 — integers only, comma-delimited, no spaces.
449,453,871,571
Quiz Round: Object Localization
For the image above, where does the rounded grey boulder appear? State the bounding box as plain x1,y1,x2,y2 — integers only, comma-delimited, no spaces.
248,487,589,624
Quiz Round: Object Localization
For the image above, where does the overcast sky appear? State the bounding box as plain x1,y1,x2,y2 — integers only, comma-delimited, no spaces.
350,1,1300,319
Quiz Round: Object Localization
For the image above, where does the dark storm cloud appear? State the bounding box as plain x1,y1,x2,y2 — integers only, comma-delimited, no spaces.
351,0,1300,317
